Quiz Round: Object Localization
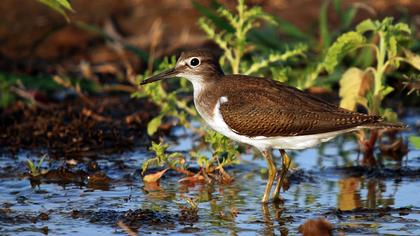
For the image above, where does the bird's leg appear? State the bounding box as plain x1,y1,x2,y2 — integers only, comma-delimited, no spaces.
261,149,276,203
272,149,291,202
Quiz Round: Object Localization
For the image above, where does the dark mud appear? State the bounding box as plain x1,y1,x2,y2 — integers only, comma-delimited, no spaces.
0,95,156,157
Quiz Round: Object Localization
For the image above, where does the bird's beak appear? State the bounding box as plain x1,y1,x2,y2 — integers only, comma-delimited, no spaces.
140,68,179,85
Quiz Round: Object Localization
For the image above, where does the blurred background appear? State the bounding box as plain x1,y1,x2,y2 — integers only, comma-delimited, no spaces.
1,0,419,75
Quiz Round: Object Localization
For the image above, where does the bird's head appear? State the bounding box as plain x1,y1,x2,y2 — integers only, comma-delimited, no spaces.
140,49,224,85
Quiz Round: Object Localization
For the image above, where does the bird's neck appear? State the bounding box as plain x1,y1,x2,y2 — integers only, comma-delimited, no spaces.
190,77,221,119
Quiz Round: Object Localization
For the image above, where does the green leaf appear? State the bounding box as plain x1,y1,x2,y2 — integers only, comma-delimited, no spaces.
27,160,36,173
409,136,420,149
245,45,307,75
141,158,157,175
381,85,394,97
341,6,357,29
248,28,284,49
147,115,163,136
382,108,397,122
38,0,73,21
356,19,376,34
192,0,234,33
387,36,397,63
393,22,411,35
55,0,73,10
324,31,365,73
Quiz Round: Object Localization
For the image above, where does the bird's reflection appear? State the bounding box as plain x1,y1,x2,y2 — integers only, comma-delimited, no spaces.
338,177,361,210
338,176,396,211
262,203,290,236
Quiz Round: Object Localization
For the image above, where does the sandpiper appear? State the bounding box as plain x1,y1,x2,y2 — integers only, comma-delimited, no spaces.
141,49,406,203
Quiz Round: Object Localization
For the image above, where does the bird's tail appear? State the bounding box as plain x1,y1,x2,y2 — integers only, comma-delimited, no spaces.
360,120,409,130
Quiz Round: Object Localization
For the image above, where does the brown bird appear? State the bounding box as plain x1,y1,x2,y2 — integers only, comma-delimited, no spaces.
141,49,406,203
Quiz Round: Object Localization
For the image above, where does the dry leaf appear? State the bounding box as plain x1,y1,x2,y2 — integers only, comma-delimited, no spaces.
339,67,372,110
143,168,168,183
404,49,420,71
178,174,205,184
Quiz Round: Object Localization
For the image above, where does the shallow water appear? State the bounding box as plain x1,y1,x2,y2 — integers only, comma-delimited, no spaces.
0,114,419,235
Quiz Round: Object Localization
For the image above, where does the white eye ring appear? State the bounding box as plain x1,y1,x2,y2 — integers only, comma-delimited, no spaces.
188,57,201,68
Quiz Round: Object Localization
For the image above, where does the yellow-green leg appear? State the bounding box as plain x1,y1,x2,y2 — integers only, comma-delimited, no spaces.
261,149,276,203
272,149,292,202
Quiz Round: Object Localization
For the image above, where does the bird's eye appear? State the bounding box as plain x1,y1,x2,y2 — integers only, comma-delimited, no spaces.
188,57,200,68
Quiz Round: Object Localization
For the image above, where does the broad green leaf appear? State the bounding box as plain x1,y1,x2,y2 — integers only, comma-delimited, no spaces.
324,31,365,73
339,67,370,110
356,19,376,34
409,136,420,149
147,115,163,136
393,22,411,34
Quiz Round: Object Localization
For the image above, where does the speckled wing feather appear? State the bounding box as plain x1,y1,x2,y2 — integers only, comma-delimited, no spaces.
218,76,381,137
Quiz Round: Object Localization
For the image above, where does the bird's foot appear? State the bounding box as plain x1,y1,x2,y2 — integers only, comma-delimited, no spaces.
272,194,284,205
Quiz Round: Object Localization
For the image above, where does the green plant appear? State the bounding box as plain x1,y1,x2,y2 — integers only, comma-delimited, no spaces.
132,57,196,136
0,77,15,108
0,72,67,108
192,129,240,179
37,0,73,21
323,18,417,119
141,140,189,176
198,0,306,75
27,155,48,177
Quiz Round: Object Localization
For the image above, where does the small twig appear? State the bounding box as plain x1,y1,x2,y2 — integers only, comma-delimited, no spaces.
53,76,95,107
81,108,114,123
100,84,137,93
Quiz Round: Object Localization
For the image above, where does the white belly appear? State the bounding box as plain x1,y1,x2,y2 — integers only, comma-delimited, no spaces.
195,97,357,151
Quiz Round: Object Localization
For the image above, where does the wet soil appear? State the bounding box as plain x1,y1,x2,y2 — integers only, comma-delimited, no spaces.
0,95,156,157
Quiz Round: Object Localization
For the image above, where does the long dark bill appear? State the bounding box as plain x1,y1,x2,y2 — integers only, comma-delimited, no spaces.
140,68,178,85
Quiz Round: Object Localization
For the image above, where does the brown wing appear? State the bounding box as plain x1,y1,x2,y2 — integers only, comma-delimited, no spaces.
219,78,380,137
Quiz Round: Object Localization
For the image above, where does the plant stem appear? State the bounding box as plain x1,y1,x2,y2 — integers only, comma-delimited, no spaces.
232,1,244,74
372,32,386,115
